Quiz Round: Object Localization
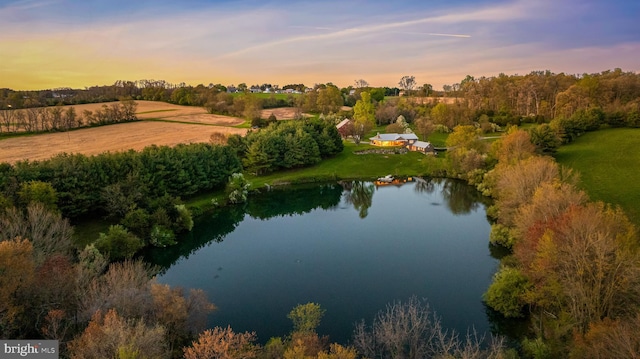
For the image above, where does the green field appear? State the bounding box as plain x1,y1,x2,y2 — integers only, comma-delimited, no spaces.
246,141,446,187
555,128,640,225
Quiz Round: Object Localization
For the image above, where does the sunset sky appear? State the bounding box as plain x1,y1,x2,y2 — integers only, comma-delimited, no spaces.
1,0,639,90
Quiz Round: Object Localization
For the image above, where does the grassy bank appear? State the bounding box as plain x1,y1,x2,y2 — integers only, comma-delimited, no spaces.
555,127,640,226
186,141,446,211
246,141,446,186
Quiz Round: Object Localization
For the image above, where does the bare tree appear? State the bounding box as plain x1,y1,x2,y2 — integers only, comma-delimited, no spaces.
353,296,505,359
354,79,369,88
0,109,14,133
0,203,73,265
398,75,416,95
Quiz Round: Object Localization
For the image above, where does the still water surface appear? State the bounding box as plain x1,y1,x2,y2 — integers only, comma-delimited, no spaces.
147,178,498,344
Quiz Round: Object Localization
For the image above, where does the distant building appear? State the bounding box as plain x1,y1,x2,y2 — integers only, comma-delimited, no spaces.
369,133,418,147
369,133,435,154
336,119,353,138
407,140,435,154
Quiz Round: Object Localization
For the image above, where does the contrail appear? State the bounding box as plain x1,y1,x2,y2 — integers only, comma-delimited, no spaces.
289,25,471,38
219,19,471,58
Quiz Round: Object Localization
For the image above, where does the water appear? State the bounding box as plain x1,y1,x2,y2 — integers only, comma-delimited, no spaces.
146,178,498,344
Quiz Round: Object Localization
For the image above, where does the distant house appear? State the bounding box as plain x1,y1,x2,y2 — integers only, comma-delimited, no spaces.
369,133,418,147
336,119,353,138
408,140,435,154
250,87,262,93
226,86,237,93
369,133,435,154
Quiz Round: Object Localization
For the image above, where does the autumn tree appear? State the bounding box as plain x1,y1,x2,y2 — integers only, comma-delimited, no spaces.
414,117,435,141
81,260,154,321
288,303,325,333
490,127,537,165
68,309,169,359
489,156,562,226
513,181,588,246
242,94,263,122
352,92,375,144
445,125,488,177
573,313,640,359
28,254,78,336
0,238,35,337
183,326,258,359
317,85,344,115
81,260,215,349
431,103,454,129
17,180,58,210
529,203,640,333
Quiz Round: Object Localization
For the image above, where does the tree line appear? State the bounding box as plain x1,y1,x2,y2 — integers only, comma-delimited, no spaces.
0,99,138,135
227,118,344,175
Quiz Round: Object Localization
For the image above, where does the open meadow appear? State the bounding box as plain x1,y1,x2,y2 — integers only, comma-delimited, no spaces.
555,128,640,226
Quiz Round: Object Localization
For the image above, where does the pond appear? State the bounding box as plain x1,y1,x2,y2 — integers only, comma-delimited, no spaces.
145,178,499,344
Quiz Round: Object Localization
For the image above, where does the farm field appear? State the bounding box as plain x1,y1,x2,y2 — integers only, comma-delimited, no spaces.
260,107,302,120
555,128,640,226
0,121,247,164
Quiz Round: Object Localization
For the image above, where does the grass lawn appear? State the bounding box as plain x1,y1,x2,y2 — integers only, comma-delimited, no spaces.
428,132,449,147
555,128,640,226
245,141,446,188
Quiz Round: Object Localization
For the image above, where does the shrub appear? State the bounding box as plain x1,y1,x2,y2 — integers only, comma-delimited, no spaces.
18,180,58,210
149,225,176,248
484,266,531,318
287,303,325,333
227,173,250,204
94,225,144,260
174,204,194,232
489,224,516,249
121,208,151,239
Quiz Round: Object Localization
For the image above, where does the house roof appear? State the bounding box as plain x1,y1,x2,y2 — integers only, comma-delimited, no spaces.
369,133,418,141
336,119,351,129
412,140,432,149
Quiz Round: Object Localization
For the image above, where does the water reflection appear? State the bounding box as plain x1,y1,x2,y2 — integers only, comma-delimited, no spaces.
145,179,492,270
413,177,436,194
339,177,490,218
438,178,491,215
340,181,375,218
149,178,498,345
